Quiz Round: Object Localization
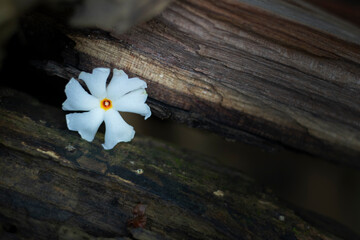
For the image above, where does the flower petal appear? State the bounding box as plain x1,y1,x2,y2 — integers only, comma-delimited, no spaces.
107,68,147,101
113,89,151,119
102,109,135,150
66,108,105,142
79,68,110,99
62,78,100,111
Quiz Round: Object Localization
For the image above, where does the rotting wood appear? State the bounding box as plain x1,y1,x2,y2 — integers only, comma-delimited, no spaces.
0,87,353,240
26,0,360,167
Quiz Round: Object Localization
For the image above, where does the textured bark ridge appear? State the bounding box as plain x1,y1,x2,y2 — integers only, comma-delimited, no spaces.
0,87,345,240
28,0,360,167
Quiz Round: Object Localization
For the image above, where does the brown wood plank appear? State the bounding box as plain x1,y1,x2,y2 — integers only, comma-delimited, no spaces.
25,0,360,165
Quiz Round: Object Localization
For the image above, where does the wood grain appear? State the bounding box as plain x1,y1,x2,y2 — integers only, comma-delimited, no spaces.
0,87,348,240
28,0,360,165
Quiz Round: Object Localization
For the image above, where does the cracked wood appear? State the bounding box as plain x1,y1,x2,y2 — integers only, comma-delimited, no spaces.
28,0,360,165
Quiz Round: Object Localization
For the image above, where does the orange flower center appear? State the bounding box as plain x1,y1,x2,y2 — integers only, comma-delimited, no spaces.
100,98,112,110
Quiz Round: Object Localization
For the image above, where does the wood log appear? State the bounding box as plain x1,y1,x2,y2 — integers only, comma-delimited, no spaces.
25,0,360,167
0,87,351,240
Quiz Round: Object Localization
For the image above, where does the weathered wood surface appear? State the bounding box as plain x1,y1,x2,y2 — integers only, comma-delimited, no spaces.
0,87,347,239
27,0,360,167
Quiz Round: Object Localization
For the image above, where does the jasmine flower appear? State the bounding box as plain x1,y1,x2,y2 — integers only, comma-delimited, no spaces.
63,68,151,150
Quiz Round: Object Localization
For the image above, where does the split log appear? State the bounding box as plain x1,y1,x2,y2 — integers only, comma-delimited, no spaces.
24,0,360,167
0,87,350,240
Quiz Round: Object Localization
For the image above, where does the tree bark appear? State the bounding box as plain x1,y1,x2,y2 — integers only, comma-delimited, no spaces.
26,0,360,167
0,87,349,240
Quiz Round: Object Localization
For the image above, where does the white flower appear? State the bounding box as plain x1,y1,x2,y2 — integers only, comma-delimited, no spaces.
62,68,151,150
